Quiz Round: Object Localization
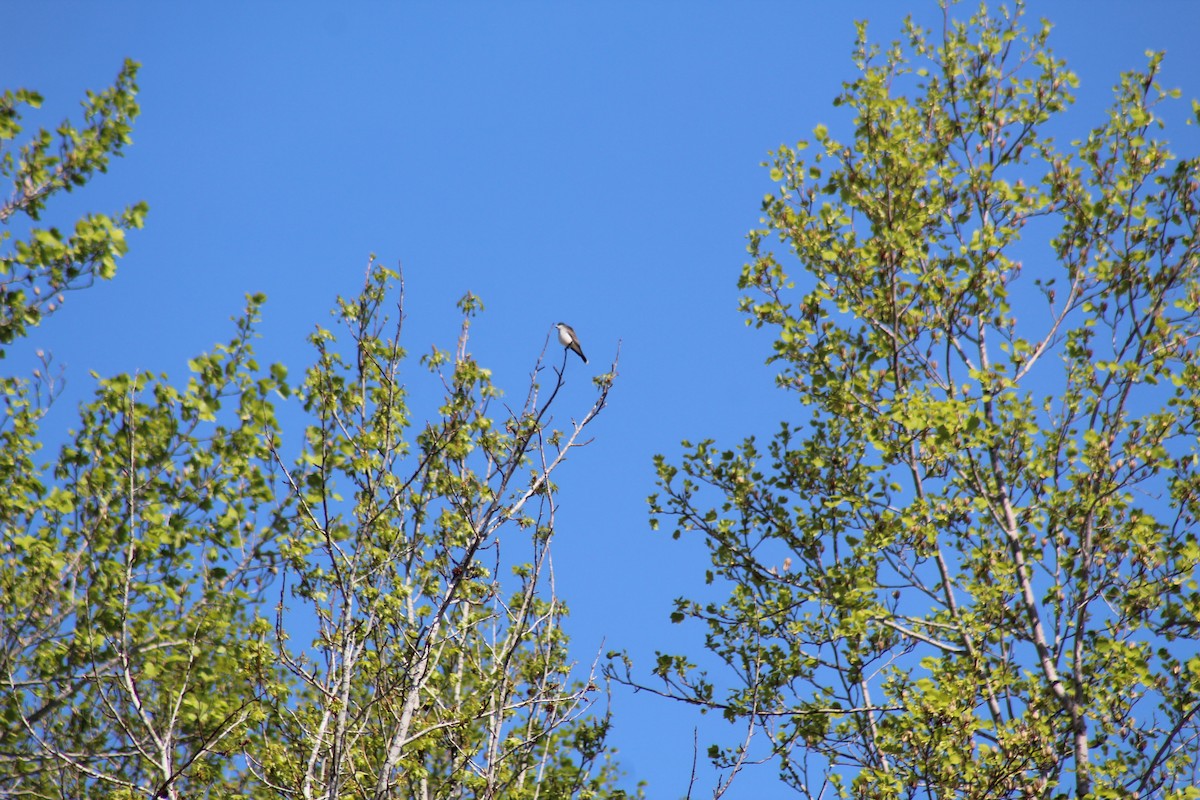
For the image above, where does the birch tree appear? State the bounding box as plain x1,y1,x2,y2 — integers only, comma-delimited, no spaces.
623,4,1200,798
1,63,631,800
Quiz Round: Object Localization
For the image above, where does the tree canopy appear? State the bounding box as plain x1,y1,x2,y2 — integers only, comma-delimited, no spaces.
5,4,1200,799
628,3,1200,798
0,63,630,800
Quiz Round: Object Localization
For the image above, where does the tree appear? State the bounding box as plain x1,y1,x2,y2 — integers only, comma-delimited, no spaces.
622,3,1200,798
248,266,628,800
1,65,632,800
0,58,146,354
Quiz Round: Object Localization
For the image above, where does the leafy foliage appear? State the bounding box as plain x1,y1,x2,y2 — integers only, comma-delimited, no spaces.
249,264,627,799
0,59,147,353
626,3,1200,798
0,67,632,800
1,297,282,799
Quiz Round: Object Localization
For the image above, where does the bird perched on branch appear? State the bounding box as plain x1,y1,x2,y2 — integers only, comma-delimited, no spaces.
555,322,587,364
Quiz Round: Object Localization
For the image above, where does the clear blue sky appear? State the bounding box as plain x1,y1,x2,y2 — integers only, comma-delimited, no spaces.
4,3,1200,796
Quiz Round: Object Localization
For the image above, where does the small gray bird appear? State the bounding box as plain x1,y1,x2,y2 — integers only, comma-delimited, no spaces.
555,322,587,364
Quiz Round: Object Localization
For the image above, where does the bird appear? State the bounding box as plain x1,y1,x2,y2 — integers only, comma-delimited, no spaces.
555,322,587,364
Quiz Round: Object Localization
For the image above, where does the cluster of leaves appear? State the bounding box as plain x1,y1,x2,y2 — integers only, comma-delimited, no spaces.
1,296,283,798
0,58,147,354
629,3,1200,799
0,65,632,800
249,263,625,800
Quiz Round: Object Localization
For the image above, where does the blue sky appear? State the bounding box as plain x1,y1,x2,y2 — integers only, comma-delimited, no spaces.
5,3,1200,796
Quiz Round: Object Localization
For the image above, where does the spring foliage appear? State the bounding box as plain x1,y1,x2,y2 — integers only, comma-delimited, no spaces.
633,4,1200,798
0,63,630,800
